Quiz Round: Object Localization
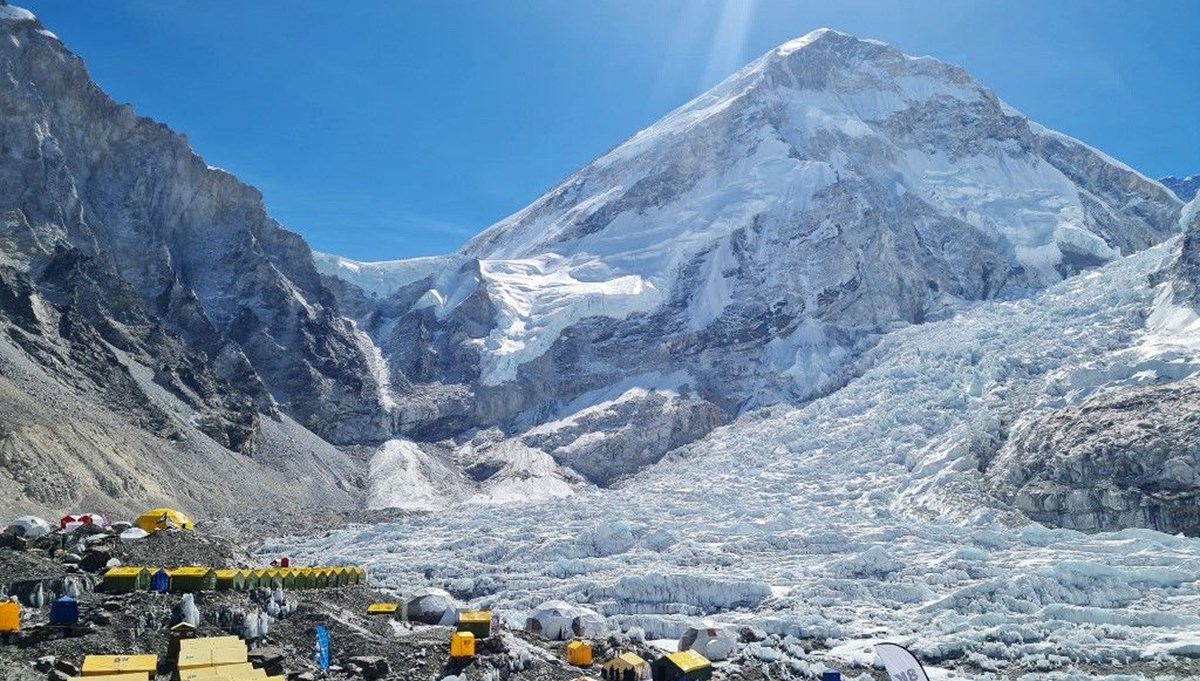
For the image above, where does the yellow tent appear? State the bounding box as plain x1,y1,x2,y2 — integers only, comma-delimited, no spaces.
103,567,150,593
134,507,194,533
568,640,594,667
167,567,217,592
457,610,492,638
67,674,150,681
366,603,399,615
602,653,649,681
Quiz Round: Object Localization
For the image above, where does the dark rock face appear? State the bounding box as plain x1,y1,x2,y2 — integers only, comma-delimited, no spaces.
987,377,1200,536
1170,199,1200,303
0,11,390,448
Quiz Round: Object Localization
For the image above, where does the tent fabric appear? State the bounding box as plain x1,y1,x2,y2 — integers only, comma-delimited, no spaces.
678,621,737,661
404,587,458,625
134,507,194,533
6,515,52,538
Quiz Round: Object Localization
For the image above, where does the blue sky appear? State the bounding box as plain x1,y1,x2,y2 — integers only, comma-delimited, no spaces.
20,1,1199,261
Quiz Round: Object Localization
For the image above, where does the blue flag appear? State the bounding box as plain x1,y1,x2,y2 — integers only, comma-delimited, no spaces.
316,624,330,670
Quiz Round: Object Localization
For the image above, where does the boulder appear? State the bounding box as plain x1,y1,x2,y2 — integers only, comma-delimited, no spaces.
347,656,389,680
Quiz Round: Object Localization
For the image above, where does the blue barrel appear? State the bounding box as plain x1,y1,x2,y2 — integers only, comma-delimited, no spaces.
821,672,842,681
49,596,79,625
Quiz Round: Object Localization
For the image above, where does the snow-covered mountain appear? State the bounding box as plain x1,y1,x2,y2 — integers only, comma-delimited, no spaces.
321,28,1180,490
1160,174,1200,201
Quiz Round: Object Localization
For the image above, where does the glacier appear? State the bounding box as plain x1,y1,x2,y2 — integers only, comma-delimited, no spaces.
280,232,1200,677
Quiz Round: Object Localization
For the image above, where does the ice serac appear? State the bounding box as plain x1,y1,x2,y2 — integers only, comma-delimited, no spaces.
0,7,388,514
323,28,1181,483
986,197,1200,534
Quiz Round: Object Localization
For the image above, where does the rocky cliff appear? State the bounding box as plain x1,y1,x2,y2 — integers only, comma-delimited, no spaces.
0,7,386,516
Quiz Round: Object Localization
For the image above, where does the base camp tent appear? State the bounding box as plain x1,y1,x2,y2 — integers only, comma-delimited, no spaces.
215,570,246,591
103,567,150,593
526,600,578,640
678,621,737,661
457,610,493,638
5,516,52,538
652,651,712,681
59,514,106,531
119,527,150,542
572,607,606,638
405,587,458,625
135,507,194,533
168,568,216,592
603,653,650,681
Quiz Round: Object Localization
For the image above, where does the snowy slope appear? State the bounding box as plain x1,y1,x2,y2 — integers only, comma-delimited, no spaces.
318,27,1180,489
280,238,1200,677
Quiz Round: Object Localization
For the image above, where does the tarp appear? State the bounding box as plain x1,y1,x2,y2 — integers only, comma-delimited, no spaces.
678,620,737,661
316,624,330,670
874,643,930,681
5,515,52,538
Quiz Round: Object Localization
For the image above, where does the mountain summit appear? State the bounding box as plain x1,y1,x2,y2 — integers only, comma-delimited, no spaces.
322,29,1180,485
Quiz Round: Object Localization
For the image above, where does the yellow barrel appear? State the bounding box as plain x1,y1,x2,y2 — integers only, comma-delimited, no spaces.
0,600,19,633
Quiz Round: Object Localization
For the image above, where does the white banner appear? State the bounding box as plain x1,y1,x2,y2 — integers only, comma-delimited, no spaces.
874,643,930,681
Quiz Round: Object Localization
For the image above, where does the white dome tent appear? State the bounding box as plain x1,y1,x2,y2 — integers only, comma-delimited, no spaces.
404,587,458,625
119,527,150,542
679,620,738,660
571,606,607,638
6,515,52,538
525,599,579,640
